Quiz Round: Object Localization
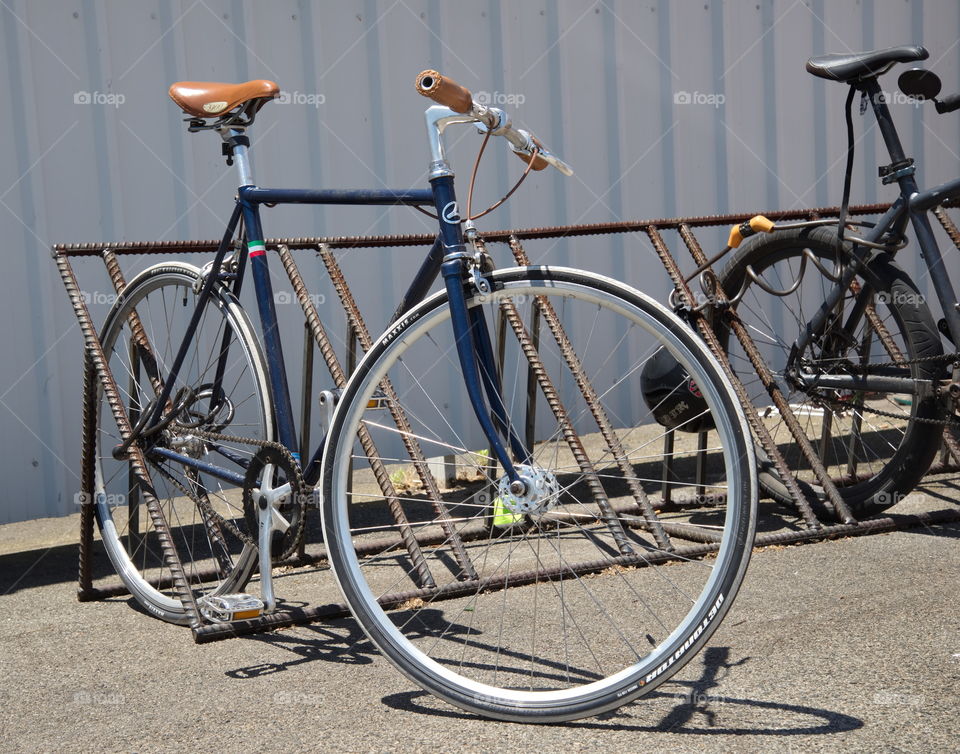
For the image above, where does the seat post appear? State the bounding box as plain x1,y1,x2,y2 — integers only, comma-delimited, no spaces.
863,78,910,167
220,127,254,188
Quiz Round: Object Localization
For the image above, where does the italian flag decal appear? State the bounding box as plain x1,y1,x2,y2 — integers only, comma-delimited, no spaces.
248,241,266,258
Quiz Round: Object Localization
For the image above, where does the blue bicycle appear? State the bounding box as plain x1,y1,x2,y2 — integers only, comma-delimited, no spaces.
91,70,756,721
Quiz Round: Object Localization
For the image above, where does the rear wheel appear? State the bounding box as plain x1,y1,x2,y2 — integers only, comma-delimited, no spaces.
322,267,756,721
94,262,274,623
717,226,944,515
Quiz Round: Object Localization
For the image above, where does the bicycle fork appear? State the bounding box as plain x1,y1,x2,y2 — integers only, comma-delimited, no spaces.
432,174,530,494
442,259,530,481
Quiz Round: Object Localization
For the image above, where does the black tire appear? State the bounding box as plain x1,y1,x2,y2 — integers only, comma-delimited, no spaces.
94,262,273,623
716,226,944,515
321,266,757,722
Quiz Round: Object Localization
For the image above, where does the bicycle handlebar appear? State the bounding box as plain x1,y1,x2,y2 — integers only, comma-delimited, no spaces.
415,70,473,113
415,69,573,176
935,93,960,114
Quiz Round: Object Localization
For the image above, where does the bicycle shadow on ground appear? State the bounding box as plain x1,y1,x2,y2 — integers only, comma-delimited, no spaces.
223,615,379,679
379,645,863,735
226,607,618,689
906,474,960,519
221,618,861,737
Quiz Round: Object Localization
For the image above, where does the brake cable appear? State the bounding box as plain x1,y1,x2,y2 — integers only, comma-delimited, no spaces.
836,84,858,269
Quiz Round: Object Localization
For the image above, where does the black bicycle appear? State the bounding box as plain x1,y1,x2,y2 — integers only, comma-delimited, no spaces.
712,45,960,514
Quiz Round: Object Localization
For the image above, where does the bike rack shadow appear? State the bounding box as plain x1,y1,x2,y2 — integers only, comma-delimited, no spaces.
223,616,378,678
0,540,114,595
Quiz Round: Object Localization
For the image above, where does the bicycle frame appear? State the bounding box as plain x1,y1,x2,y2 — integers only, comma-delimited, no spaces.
137,121,529,493
791,76,960,393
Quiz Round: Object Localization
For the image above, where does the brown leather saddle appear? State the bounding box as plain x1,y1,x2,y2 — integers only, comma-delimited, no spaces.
168,79,279,118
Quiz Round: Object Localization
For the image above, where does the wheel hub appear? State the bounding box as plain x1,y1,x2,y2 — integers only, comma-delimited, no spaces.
496,465,560,518
164,431,207,458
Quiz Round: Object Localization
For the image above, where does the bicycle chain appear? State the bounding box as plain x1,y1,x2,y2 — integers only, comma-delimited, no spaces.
851,352,960,371
854,401,958,426
800,351,960,426
147,424,308,552
150,457,256,548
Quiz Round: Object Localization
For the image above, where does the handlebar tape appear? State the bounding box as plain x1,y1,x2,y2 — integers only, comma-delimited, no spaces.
415,70,472,114
935,93,960,114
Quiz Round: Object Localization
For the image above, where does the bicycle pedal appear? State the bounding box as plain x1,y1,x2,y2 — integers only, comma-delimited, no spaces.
197,593,264,623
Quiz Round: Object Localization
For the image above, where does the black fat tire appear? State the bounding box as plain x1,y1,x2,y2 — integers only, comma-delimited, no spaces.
717,226,944,515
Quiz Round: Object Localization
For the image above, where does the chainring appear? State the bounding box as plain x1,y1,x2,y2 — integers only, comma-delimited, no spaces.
242,445,307,562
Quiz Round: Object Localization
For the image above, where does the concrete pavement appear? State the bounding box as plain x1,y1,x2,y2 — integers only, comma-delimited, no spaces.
1,479,958,752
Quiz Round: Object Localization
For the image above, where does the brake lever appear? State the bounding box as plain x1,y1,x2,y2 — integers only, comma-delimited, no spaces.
511,129,574,176
535,146,574,177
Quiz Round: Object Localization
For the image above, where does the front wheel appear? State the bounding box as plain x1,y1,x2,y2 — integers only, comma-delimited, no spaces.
321,267,756,722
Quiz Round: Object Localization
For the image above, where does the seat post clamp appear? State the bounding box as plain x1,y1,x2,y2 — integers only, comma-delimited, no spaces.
879,157,915,185
220,133,250,167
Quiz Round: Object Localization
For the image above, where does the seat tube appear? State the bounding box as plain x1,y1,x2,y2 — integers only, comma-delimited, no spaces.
432,173,521,483
235,161,299,460
865,78,910,166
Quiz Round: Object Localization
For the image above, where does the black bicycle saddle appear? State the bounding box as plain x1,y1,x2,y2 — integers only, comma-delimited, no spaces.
806,45,928,83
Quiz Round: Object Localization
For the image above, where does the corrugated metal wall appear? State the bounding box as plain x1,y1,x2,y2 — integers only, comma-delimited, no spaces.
1,0,959,523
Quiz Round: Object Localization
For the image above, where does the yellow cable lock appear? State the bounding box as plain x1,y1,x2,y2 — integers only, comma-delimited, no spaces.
727,215,775,248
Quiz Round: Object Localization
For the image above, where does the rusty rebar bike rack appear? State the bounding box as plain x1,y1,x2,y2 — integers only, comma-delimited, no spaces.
54,201,960,642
